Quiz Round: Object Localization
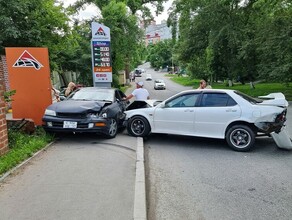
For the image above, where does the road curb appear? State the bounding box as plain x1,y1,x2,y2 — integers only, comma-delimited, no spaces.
133,137,147,220
0,141,55,183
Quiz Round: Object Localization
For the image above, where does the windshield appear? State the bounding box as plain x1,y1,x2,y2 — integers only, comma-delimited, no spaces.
69,89,114,102
234,91,263,104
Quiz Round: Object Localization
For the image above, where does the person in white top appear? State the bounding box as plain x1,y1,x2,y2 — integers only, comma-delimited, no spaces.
123,81,150,101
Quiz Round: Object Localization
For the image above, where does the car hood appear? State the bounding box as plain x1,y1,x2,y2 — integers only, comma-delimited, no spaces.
258,93,289,107
126,100,161,111
47,100,106,113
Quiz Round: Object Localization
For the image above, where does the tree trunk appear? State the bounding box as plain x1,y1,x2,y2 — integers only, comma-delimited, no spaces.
125,57,130,85
228,79,233,87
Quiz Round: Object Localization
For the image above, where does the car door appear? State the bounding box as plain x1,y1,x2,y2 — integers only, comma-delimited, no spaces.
153,93,200,135
194,92,241,139
114,90,127,122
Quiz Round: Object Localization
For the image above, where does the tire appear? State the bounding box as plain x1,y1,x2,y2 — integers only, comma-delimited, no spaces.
127,116,151,137
106,118,118,138
226,125,255,152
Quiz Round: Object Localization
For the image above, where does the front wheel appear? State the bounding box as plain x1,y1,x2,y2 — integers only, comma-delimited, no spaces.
226,125,255,152
127,116,150,137
105,118,118,138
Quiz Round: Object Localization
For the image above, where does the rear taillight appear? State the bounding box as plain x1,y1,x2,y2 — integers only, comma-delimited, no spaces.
276,110,287,122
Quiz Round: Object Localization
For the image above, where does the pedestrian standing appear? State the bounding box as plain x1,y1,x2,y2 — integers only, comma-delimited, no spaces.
198,79,212,89
123,81,149,101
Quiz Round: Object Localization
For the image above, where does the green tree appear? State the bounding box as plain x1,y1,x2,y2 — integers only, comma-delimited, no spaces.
101,1,144,86
148,39,174,70
0,0,69,55
169,0,292,84
253,0,292,82
56,20,93,86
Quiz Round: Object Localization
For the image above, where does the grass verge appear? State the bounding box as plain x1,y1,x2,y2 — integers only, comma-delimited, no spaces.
0,127,54,177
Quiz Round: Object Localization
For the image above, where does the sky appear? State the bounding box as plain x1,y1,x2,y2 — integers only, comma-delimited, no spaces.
61,0,173,24
147,1,173,24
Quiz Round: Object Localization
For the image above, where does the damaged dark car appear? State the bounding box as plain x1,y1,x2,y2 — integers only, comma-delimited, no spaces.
42,87,128,138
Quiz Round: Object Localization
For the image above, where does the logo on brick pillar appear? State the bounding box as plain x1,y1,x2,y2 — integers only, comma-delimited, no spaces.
13,50,43,70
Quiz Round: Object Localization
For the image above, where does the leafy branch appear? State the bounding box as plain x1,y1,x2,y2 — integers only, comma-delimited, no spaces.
4,90,16,103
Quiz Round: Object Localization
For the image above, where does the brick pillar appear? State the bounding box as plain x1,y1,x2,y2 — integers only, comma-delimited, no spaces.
0,57,9,156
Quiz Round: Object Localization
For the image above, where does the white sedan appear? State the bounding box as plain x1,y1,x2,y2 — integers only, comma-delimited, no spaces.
125,89,291,152
154,79,166,90
146,74,152,81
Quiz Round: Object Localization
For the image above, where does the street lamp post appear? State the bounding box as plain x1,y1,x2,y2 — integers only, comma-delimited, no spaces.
172,55,174,74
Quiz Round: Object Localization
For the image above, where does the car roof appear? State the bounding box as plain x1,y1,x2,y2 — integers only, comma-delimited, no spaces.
169,89,237,98
182,89,235,93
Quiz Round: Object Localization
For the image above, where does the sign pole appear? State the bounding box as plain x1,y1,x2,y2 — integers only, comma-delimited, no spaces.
91,22,112,88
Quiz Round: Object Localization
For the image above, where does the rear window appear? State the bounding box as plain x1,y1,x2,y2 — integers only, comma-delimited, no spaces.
234,91,263,104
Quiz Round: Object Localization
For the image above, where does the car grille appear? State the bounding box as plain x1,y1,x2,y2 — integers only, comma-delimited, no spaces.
57,112,87,119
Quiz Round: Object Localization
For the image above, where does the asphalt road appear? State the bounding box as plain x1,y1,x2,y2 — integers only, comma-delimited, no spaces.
137,63,292,220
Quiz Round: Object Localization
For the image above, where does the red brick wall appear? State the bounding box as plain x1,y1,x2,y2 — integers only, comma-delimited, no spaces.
0,56,9,156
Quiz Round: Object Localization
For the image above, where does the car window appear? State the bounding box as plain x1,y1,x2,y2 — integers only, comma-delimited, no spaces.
165,93,199,107
200,93,237,107
71,89,114,102
234,91,262,104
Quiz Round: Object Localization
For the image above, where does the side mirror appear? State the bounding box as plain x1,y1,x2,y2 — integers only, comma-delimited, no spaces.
159,102,165,108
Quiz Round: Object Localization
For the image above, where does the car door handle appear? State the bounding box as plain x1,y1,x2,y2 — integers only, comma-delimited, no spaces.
184,109,194,112
226,109,237,112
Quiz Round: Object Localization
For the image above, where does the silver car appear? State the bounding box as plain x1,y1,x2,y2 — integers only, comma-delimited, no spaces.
154,79,166,90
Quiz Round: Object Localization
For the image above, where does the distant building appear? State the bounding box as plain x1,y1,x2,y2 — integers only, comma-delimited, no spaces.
144,20,172,46
145,33,161,46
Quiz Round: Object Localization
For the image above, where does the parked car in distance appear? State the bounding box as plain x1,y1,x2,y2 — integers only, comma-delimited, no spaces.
154,79,166,90
146,74,152,81
125,89,291,152
134,68,142,77
42,87,128,138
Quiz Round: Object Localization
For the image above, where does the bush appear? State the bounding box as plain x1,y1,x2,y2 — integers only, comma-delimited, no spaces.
0,127,54,176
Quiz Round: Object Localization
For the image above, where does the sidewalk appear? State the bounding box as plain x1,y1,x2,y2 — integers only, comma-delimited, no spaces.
2,109,147,220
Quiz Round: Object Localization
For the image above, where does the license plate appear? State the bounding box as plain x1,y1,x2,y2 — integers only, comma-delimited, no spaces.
63,121,77,128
